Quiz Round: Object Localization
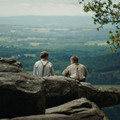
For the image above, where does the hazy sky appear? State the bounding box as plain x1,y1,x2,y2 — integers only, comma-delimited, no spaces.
0,0,92,16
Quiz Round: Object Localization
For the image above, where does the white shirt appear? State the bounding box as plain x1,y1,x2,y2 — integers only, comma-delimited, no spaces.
33,59,54,77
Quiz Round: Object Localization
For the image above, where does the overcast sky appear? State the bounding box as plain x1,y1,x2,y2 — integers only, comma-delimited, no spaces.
0,0,92,16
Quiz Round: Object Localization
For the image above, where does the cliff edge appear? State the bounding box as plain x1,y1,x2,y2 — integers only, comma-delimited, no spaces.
0,57,120,120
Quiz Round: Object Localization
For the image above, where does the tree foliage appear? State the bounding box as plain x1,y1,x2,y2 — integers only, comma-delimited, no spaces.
79,0,120,51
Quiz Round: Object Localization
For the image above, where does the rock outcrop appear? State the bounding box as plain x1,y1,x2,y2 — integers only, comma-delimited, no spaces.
78,82,120,108
0,58,45,118
46,97,109,120
43,76,79,108
2,98,108,120
0,57,120,120
44,76,120,108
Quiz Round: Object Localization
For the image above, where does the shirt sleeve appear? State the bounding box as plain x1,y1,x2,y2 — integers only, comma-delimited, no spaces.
51,66,55,76
84,66,88,77
50,63,55,76
62,66,69,76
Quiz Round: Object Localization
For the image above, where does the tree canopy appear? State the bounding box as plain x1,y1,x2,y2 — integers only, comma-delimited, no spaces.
79,0,120,51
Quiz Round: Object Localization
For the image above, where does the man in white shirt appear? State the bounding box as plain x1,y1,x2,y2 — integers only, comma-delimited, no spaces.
33,51,54,77
62,56,88,82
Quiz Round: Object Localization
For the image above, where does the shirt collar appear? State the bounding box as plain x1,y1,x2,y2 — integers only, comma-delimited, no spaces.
41,59,48,62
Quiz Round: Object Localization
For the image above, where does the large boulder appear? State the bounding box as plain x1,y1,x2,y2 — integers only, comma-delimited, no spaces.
2,98,109,120
43,76,120,108
78,82,120,108
2,114,67,120
43,76,79,108
1,114,108,120
46,97,109,120
0,58,45,118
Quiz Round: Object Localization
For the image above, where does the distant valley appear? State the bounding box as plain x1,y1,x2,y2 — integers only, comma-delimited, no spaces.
0,16,111,48
0,16,119,85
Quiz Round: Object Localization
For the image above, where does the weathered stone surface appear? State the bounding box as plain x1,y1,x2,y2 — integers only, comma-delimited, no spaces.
43,76,120,108
43,76,79,108
0,114,108,120
0,57,23,72
0,114,67,120
78,82,120,108
0,58,45,118
2,98,109,120
46,97,109,120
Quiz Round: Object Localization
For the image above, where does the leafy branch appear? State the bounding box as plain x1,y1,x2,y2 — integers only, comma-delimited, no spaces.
79,0,120,51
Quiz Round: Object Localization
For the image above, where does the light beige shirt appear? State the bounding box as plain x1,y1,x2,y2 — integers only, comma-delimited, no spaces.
33,59,54,77
62,63,88,80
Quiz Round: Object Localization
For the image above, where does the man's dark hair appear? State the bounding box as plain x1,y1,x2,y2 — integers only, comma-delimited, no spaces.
71,56,79,63
40,51,49,58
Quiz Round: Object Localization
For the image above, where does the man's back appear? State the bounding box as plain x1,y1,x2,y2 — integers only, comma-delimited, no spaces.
68,64,87,80
63,63,88,81
33,59,54,77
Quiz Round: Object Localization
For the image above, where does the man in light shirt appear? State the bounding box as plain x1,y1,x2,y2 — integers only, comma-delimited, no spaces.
62,56,88,82
33,51,54,77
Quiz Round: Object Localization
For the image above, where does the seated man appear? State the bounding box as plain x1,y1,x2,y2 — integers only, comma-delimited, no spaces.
33,51,54,77
62,56,88,82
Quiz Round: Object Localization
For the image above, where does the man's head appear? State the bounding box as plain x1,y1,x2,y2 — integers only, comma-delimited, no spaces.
40,51,49,60
70,56,79,64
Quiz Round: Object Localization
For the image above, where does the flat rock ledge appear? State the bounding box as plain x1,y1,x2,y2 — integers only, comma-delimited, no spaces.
43,76,120,108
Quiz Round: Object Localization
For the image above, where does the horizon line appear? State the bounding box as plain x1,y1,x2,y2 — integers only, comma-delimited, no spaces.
0,15,93,17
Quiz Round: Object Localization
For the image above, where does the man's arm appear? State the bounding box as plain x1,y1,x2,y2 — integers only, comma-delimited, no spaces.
33,63,37,76
51,66,55,76
62,67,69,77
84,66,88,77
